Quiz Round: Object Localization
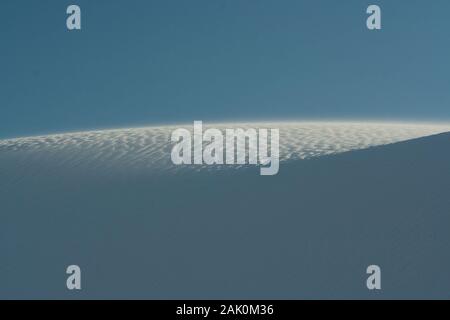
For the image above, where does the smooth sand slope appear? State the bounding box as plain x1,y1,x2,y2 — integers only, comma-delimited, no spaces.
1,122,450,299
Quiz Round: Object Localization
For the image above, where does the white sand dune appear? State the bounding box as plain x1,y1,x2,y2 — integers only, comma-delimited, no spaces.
2,128,450,299
0,121,449,175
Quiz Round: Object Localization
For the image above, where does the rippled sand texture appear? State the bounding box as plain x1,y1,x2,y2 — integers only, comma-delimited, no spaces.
0,122,449,175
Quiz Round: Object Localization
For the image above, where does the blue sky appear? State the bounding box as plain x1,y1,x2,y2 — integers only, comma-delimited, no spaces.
1,0,449,138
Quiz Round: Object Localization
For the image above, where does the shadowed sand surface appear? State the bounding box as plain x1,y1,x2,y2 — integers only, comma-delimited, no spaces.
0,122,450,299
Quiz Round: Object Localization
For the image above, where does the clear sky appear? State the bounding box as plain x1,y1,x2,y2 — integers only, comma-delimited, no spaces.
1,0,449,138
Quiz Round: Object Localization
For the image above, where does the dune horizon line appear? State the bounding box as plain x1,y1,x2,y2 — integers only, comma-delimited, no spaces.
1,119,450,141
